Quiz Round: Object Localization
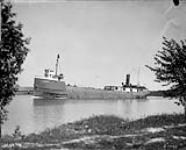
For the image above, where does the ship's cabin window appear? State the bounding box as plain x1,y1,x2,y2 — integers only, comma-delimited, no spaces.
44,69,55,78
44,69,49,77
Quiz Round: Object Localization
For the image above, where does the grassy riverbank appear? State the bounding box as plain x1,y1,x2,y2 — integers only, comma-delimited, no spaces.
1,114,186,150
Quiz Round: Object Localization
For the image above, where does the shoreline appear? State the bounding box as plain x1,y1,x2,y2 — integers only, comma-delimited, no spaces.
1,113,186,150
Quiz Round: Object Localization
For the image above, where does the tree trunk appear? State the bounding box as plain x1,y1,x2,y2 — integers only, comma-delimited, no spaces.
0,123,1,138
184,106,186,122
0,116,1,138
0,0,1,139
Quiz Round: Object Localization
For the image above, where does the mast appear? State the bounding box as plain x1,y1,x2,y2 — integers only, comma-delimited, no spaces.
55,54,60,76
137,67,140,86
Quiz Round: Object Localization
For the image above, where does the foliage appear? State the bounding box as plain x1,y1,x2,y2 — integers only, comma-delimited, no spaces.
173,0,179,6
0,1,30,124
146,37,186,107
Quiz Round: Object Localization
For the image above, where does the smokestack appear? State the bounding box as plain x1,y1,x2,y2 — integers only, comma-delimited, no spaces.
126,74,130,86
173,0,179,6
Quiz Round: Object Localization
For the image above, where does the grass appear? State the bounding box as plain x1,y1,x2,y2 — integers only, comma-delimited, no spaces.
1,113,186,150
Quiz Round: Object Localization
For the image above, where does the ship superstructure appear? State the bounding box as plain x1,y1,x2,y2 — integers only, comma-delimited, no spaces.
104,74,148,93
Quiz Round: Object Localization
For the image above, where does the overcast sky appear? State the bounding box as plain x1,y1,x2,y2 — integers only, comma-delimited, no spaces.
12,0,186,90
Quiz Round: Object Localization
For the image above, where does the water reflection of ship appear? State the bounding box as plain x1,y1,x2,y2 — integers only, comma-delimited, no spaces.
33,98,65,106
32,98,66,131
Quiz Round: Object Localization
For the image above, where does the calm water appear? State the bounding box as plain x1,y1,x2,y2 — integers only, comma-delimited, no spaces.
2,95,183,135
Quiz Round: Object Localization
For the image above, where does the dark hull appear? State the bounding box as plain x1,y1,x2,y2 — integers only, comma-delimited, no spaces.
34,78,67,99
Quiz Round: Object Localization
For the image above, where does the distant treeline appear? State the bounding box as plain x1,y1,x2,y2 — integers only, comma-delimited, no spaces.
16,86,33,95
148,90,165,97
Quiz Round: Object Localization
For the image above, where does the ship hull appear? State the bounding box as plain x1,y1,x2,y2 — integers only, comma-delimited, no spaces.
34,78,149,100
34,78,67,99
66,86,149,99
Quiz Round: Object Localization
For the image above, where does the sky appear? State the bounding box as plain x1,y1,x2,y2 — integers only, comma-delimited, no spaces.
11,0,186,90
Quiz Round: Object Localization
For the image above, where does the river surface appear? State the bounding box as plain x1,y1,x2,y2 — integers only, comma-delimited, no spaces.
2,95,183,135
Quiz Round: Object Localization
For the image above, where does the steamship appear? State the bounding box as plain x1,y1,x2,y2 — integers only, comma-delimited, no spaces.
34,55,149,99
34,54,67,99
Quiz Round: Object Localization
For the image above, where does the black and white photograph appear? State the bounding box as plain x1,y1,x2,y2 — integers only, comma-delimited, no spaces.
1,0,186,149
